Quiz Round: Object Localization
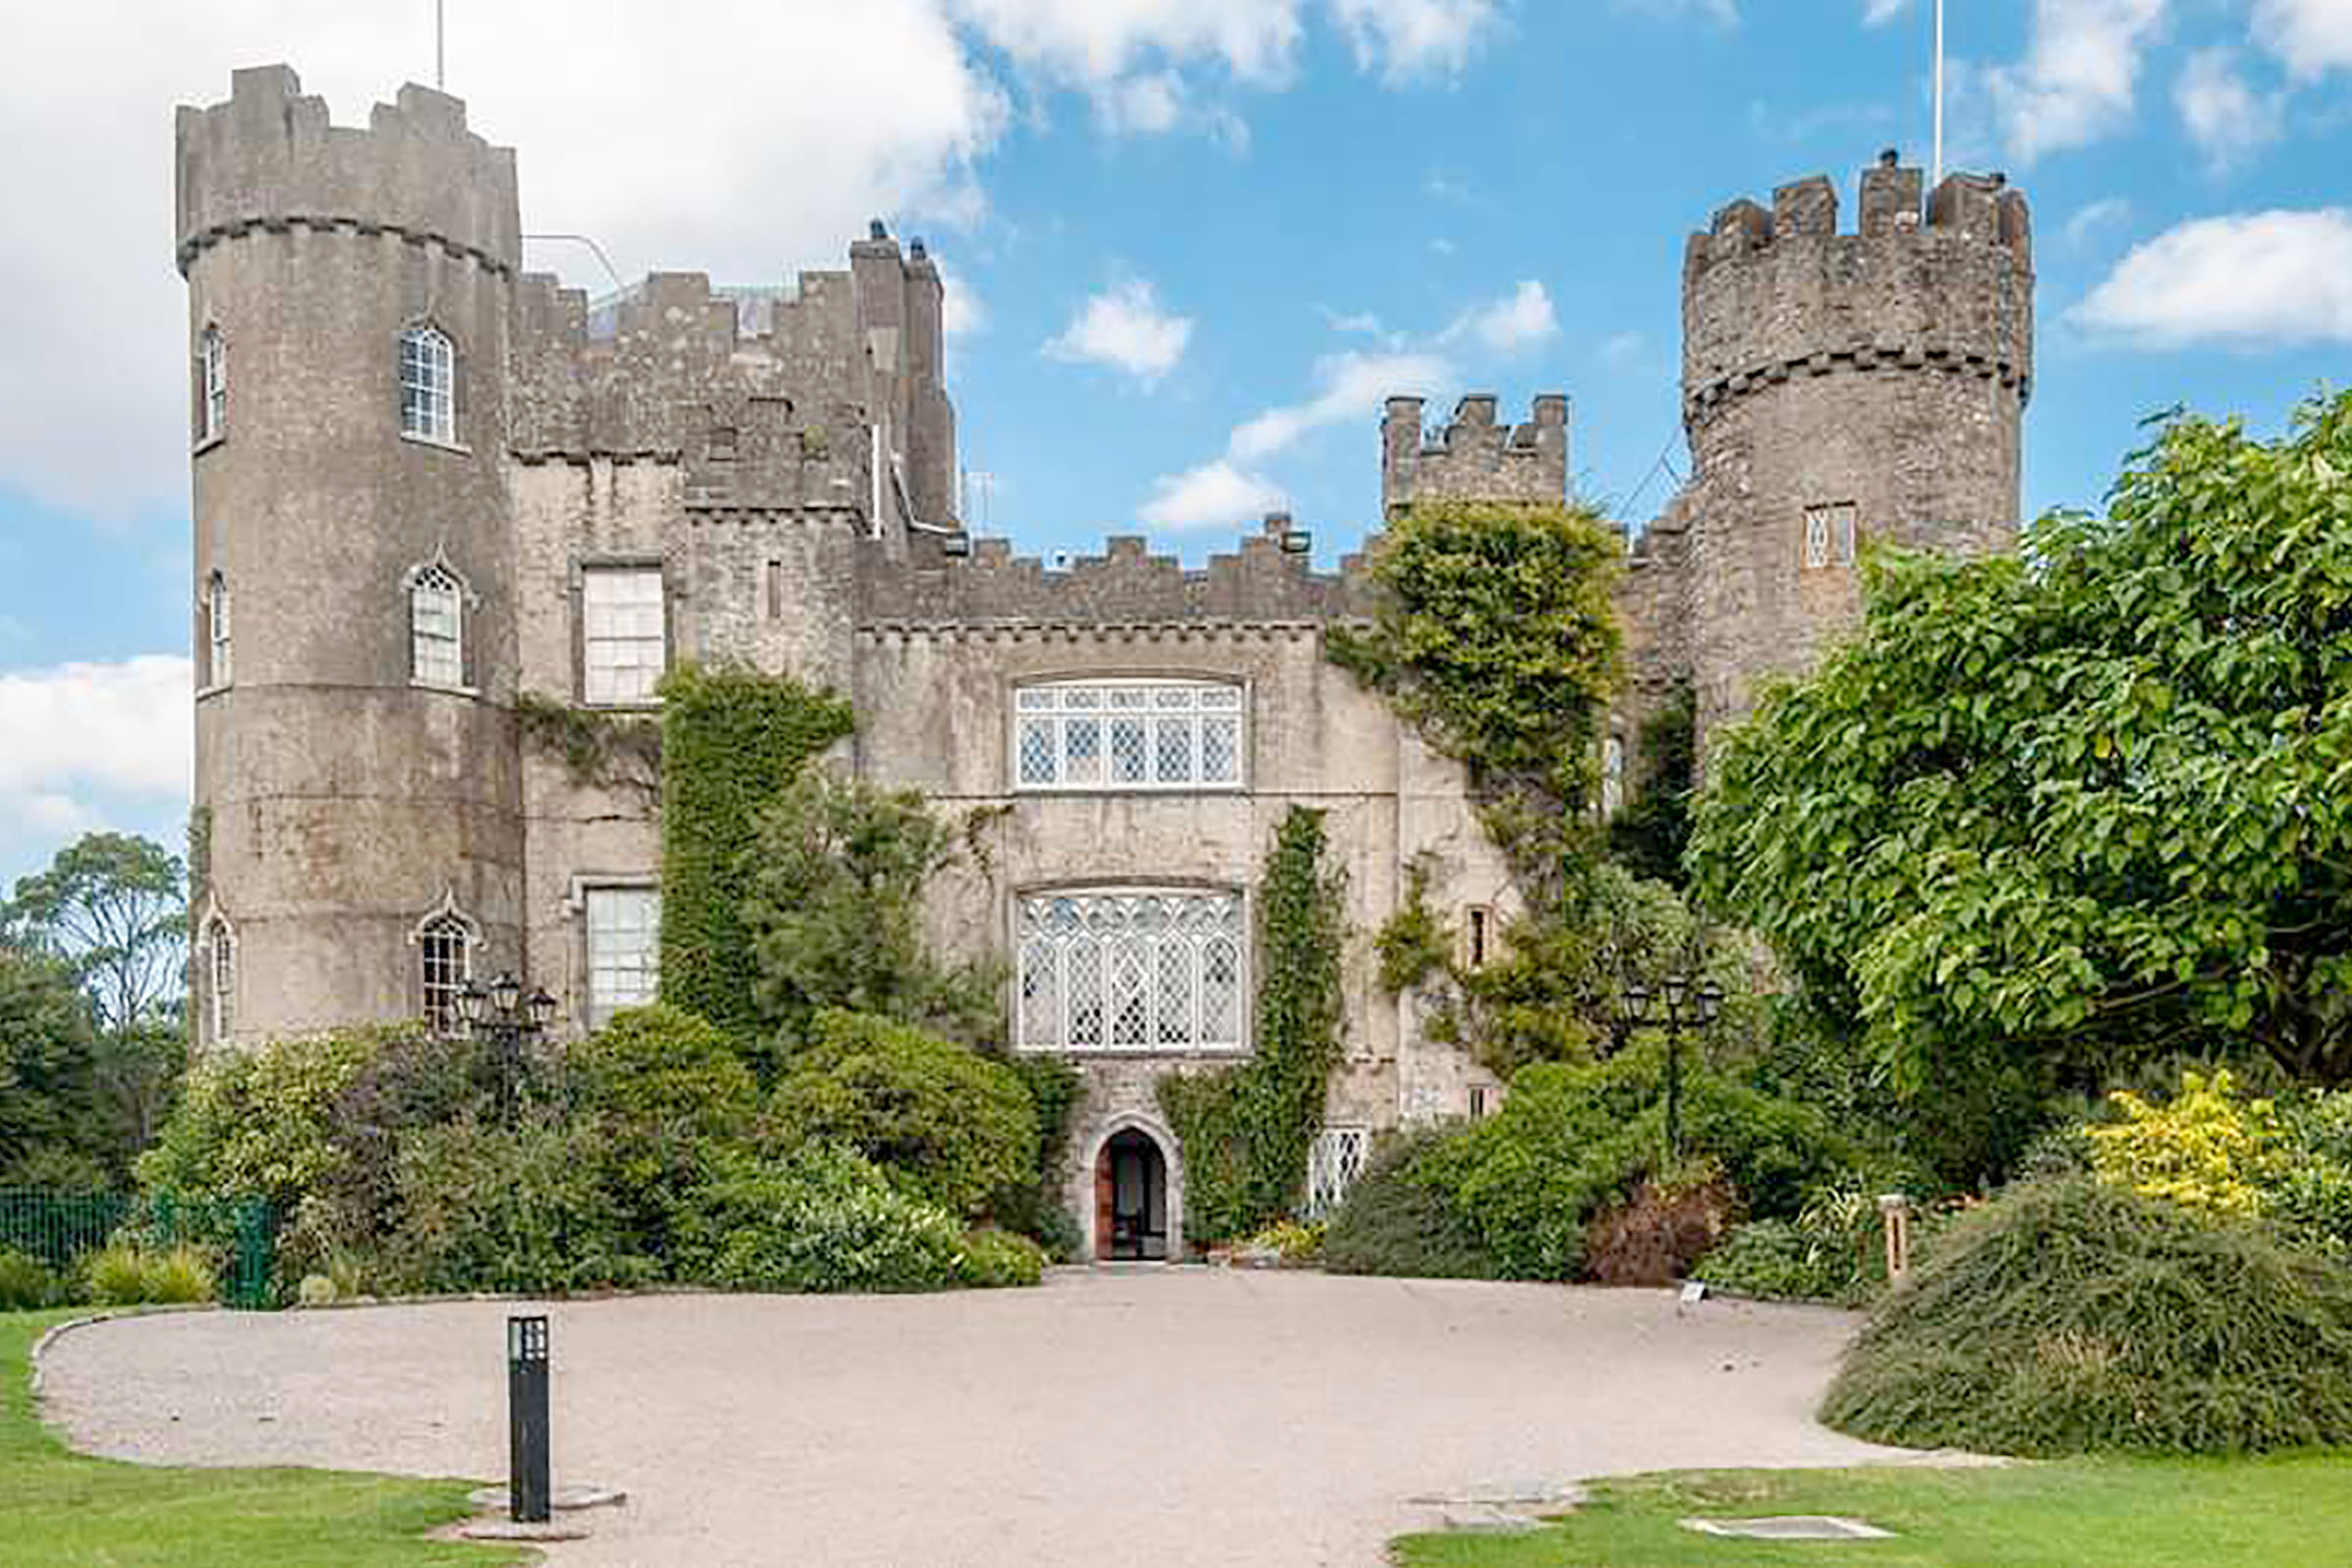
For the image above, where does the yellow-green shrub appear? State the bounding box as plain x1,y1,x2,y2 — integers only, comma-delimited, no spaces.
2087,1069,2278,1216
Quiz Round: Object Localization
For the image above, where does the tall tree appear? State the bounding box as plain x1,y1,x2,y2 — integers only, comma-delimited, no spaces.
0,948,103,1184
1691,390,2352,1099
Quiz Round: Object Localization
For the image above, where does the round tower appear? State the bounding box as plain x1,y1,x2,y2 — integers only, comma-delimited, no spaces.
177,66,526,1047
1678,153,2034,747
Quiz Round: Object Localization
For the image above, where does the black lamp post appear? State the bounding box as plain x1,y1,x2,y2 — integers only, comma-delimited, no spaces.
1614,967,1724,1160
461,971,559,1124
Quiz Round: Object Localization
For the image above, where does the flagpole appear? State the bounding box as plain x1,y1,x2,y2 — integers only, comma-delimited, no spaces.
436,0,446,90
1932,0,1944,186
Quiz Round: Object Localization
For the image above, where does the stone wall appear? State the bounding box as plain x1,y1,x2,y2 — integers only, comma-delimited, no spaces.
1382,394,1570,520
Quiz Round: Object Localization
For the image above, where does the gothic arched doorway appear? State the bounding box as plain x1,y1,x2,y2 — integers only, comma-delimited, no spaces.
1096,1128,1170,1261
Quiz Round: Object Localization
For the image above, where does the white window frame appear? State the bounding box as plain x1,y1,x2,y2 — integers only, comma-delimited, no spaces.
581,564,667,707
399,324,458,446
408,558,469,691
1015,887,1248,1054
197,907,236,1047
412,899,477,1036
196,324,226,446
582,884,661,1026
1305,1127,1371,1220
204,570,232,690
1012,678,1246,793
1803,502,1858,570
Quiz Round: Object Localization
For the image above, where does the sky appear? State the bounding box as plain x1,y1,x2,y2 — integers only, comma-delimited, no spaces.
0,0,2347,891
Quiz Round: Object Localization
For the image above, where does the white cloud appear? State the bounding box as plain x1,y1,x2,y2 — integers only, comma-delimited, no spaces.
0,657,191,822
1328,0,1502,82
1600,331,1647,367
938,263,987,340
951,0,1307,86
2063,195,2133,248
1443,280,1558,355
2177,48,2284,169
1140,460,1290,530
0,1,1010,519
1986,0,2169,164
1231,351,1453,462
2254,0,2352,80
2071,209,2352,347
1863,0,1912,24
1613,0,1739,24
1043,278,1194,385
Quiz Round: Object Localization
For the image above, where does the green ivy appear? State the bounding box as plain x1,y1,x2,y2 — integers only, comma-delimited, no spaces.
1159,807,1348,1243
1374,856,1454,998
658,662,855,1042
515,692,664,801
1607,679,1695,889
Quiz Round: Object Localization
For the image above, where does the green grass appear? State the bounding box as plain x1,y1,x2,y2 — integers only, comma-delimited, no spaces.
1392,1456,2352,1567
0,1309,520,1567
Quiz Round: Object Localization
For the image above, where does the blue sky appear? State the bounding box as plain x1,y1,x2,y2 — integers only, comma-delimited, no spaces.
1,0,2347,891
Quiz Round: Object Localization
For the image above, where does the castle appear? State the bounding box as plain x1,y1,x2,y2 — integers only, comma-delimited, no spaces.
177,68,2032,1258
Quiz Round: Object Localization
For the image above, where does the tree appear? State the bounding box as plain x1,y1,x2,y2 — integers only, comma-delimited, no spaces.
1690,391,2352,1102
4,832,189,1158
0,949,103,1184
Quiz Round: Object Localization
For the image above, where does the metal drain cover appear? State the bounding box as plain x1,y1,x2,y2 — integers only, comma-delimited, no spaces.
1681,1515,1894,1541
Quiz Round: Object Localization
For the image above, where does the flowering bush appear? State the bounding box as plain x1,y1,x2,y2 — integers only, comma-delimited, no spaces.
2086,1070,2278,1216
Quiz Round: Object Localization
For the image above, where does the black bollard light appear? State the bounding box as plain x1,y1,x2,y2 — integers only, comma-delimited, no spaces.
507,1314,552,1524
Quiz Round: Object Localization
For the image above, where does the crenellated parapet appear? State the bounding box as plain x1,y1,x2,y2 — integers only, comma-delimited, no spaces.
1381,394,1569,519
174,65,519,276
858,517,1371,628
1681,154,2033,429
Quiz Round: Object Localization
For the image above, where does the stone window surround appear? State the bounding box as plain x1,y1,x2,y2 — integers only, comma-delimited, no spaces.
405,547,480,697
568,553,673,710
407,890,480,1037
197,568,232,698
1007,671,1250,796
1010,878,1250,1059
565,872,661,1031
396,318,468,454
193,898,236,1050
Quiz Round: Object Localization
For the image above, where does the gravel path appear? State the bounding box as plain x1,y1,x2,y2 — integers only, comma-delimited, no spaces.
36,1269,1920,1566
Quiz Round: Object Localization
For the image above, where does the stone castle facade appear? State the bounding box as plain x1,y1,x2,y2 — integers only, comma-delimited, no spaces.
178,68,2032,1256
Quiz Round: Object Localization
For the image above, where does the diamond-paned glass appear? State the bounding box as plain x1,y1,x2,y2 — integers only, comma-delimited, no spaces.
399,325,456,444
411,564,464,688
583,566,666,704
1305,1127,1372,1220
1804,502,1857,569
1012,680,1245,791
586,887,660,1020
1015,890,1246,1052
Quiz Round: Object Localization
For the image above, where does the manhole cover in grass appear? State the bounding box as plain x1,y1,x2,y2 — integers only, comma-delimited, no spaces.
1681,1516,1894,1541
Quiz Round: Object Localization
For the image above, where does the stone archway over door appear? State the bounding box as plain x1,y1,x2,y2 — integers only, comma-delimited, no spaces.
1095,1128,1170,1261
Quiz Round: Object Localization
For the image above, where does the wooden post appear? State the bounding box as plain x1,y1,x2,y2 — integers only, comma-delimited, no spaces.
1877,1193,1912,1284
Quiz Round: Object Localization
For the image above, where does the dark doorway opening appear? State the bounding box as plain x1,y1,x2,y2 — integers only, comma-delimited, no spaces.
1096,1130,1169,1261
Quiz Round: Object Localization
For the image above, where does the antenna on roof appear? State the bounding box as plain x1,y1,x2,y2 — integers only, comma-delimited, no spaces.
1932,0,1945,186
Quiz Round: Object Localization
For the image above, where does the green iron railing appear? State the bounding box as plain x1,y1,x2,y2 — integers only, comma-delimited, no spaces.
0,1188,278,1309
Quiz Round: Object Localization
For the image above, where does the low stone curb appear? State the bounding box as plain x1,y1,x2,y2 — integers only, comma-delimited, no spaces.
29,1305,219,1401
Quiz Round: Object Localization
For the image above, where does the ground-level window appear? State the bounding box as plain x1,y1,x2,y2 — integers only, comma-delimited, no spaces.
410,562,465,688
418,911,473,1035
1305,1127,1371,1219
1016,888,1245,1052
582,565,666,705
1014,679,1244,791
585,886,660,1023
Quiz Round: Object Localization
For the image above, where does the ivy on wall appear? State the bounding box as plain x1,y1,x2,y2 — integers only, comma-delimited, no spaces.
658,662,855,1042
1159,807,1348,1243
515,693,665,805
1607,680,1696,890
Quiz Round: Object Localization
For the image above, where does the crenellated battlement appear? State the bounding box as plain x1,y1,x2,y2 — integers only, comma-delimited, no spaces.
858,517,1371,627
1681,154,2033,428
1380,394,1569,520
174,65,519,276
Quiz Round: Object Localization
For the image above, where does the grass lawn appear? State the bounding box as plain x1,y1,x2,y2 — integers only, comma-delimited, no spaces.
1393,1455,2352,1567
0,1308,521,1567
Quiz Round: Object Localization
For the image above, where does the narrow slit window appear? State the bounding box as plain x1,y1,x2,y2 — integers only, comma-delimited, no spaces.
204,915,236,1045
1466,906,1493,970
196,325,226,443
205,571,232,688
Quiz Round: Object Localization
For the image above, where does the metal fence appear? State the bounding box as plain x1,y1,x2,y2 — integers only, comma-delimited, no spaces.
0,1188,277,1309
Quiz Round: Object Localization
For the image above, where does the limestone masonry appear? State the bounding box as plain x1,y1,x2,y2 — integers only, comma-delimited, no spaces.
179,68,2031,1256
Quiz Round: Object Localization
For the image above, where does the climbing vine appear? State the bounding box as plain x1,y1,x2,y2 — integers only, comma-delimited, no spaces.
515,692,664,804
1606,679,1696,889
1159,807,1348,1243
658,662,855,1042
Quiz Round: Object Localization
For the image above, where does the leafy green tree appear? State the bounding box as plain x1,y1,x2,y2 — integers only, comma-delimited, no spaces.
4,832,188,1162
742,769,999,1058
0,949,103,1183
1608,680,1696,888
1692,391,2352,1104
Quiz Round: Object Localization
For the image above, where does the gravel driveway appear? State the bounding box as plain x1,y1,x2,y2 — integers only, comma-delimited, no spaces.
36,1269,1918,1566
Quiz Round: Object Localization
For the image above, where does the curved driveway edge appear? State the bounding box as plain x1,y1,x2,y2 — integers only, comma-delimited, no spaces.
37,1268,1921,1567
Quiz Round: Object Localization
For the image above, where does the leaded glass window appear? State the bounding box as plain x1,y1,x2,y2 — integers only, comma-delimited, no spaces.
399,325,456,444
411,564,465,688
1305,1127,1371,1219
418,912,472,1035
1012,680,1244,791
1803,502,1857,569
1016,889,1246,1052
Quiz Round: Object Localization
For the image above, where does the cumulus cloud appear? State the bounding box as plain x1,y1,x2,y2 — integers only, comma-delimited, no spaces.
1043,278,1195,385
1442,280,1558,355
952,0,1307,87
1141,460,1291,530
2253,0,2352,80
2063,195,2134,248
1328,0,1503,81
2177,48,2284,170
1863,0,1913,24
1613,0,1740,24
1986,0,2169,164
2071,208,2352,347
1231,351,1453,463
0,656,192,872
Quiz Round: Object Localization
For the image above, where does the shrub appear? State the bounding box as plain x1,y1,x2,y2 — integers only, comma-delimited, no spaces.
956,1229,1047,1289
0,1249,61,1310
296,1274,338,1307
2263,1089,2352,1252
1822,1178,2352,1455
675,1144,964,1295
1695,1177,1915,1306
81,1242,216,1306
1237,1218,1326,1263
769,1009,1037,1222
381,1116,656,1296
2086,1069,2278,1216
135,1027,388,1211
1584,1161,1739,1287
568,1005,761,1256
995,1054,1083,1256
1319,1132,1494,1281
